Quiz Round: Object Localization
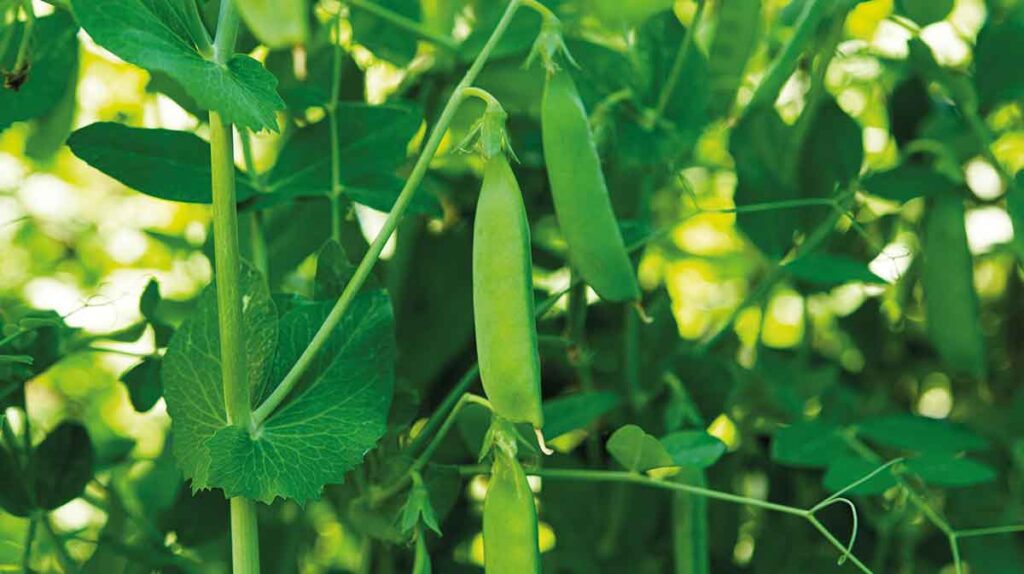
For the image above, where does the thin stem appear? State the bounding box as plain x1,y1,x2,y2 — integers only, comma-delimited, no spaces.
806,515,873,574
212,0,240,65
238,131,269,276
21,515,36,572
184,0,214,57
746,0,831,112
651,0,705,126
11,0,34,75
955,524,1024,539
407,366,480,456
811,458,904,512
41,515,76,574
345,0,459,51
328,10,345,242
252,0,525,427
949,533,963,574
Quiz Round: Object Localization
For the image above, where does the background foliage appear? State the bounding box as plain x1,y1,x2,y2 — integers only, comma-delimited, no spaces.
1,0,1024,572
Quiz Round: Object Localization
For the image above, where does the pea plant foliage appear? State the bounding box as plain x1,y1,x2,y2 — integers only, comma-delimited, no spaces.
1,0,1024,573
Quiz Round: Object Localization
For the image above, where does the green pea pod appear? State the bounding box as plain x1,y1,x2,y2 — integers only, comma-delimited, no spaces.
541,69,641,303
484,449,540,574
672,468,709,574
473,155,544,428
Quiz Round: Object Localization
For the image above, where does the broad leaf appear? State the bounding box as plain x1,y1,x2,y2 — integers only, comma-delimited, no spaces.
350,0,423,65
163,264,279,490
33,422,94,510
856,415,988,453
922,191,987,378
204,292,394,503
861,164,957,203
706,0,762,119
606,425,674,473
823,455,898,495
71,0,284,132
542,391,621,441
799,97,864,199
256,103,439,216
785,253,886,287
975,6,1024,111
0,12,79,132
660,431,726,469
771,420,849,468
0,444,32,516
164,263,395,503
905,454,997,488
68,122,259,204
314,240,357,300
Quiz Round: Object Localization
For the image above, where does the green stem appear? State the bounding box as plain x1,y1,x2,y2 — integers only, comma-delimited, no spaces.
955,524,1024,538
651,0,705,127
184,0,214,57
238,131,269,277
345,0,458,51
210,4,258,571
328,10,345,242
11,0,34,75
41,515,76,574
252,0,524,427
21,515,36,572
806,515,873,574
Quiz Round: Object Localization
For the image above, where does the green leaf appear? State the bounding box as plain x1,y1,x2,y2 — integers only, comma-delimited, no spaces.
399,479,442,536
706,0,762,119
68,122,260,204
771,420,849,468
798,97,864,199
163,264,279,491
236,0,308,49
905,454,997,488
0,444,32,517
71,0,284,132
33,422,95,510
168,284,396,503
256,103,437,215
606,425,674,473
121,357,163,413
659,431,726,469
542,391,621,442
350,0,422,65
25,50,79,162
861,164,958,203
731,105,799,257
922,191,987,378
0,11,79,132
140,279,162,322
823,455,898,495
974,6,1024,110
785,253,886,287
856,415,988,453
314,240,357,300
896,0,954,26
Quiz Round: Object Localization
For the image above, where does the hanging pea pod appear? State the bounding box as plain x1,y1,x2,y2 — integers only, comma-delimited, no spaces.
484,445,541,574
541,68,641,303
473,153,544,428
672,468,710,574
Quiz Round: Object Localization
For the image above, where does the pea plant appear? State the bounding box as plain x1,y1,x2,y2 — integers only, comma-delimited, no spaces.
1,0,1024,572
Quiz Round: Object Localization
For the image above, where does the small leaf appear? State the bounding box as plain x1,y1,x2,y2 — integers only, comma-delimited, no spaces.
121,357,163,413
0,445,32,517
0,12,79,132
856,415,988,453
140,279,162,322
399,479,442,536
541,391,621,441
349,0,423,66
68,123,259,204
861,164,957,203
823,455,898,495
33,422,94,510
660,431,726,469
314,240,357,300
606,425,674,473
785,253,886,287
71,0,284,132
772,420,849,468
922,191,987,378
906,454,997,488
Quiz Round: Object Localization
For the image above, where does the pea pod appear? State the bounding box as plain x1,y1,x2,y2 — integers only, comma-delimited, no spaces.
541,69,641,303
484,448,541,574
473,154,544,428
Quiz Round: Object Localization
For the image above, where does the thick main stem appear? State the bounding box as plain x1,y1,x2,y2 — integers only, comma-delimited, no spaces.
252,0,524,426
